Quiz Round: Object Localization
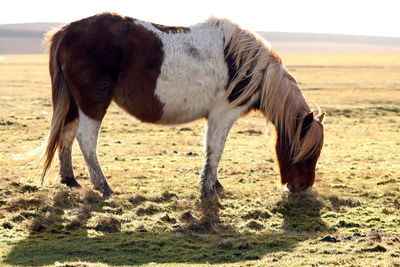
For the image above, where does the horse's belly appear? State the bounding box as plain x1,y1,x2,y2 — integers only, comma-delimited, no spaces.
155,77,220,124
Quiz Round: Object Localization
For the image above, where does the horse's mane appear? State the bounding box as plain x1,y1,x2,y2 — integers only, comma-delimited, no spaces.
217,18,324,163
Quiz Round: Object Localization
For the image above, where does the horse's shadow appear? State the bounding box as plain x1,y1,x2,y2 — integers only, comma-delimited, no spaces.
4,190,331,266
272,191,331,232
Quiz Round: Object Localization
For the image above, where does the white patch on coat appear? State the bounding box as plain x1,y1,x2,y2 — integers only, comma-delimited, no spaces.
135,19,237,124
75,109,107,189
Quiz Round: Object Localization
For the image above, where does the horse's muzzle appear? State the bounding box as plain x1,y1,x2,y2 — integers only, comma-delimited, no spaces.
284,184,311,193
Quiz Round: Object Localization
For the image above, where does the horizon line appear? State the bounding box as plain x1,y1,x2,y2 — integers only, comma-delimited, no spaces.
1,21,400,39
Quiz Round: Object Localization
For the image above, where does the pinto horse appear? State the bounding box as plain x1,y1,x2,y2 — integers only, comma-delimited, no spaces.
42,12,325,200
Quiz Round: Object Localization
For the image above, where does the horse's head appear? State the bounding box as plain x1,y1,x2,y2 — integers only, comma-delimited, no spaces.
275,112,325,193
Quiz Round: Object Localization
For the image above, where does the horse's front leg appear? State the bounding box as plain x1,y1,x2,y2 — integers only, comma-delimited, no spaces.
201,109,240,201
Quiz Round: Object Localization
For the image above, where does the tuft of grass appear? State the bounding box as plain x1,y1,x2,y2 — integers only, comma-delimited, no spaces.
83,189,103,205
20,183,39,193
361,244,387,253
179,210,197,223
242,209,271,220
5,197,45,212
216,238,235,249
94,216,121,233
245,220,264,231
52,190,81,209
337,219,360,228
128,194,148,205
155,191,177,202
65,220,82,231
2,222,13,229
326,194,361,210
136,204,162,216
11,211,37,222
26,217,47,233
160,213,177,224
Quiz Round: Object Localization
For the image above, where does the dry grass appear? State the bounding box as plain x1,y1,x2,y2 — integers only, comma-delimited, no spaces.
0,53,399,266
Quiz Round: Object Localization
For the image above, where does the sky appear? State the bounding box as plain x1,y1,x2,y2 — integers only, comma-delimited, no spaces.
1,0,400,37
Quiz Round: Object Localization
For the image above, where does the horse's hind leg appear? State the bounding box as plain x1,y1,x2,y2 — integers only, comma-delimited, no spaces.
59,118,80,187
76,109,113,197
201,108,240,201
59,100,80,187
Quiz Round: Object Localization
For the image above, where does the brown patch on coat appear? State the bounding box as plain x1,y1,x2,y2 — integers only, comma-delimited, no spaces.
112,20,165,122
64,97,78,125
151,23,190,34
54,12,164,122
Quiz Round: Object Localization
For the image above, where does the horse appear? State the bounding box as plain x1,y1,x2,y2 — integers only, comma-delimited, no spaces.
41,12,325,201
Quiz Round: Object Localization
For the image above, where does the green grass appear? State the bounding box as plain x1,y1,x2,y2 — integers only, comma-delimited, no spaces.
0,53,400,266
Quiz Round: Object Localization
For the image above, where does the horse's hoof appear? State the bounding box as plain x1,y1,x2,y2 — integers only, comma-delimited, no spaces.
61,176,81,188
200,196,221,222
101,186,114,199
200,197,220,207
200,189,219,204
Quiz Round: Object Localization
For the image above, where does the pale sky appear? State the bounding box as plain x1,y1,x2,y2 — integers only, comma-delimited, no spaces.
1,0,400,37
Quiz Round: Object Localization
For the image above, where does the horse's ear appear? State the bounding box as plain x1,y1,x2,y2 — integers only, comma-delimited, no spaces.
303,112,314,129
317,112,326,123
300,112,314,138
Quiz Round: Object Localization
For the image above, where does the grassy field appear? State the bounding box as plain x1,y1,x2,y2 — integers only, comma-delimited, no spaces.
0,53,399,266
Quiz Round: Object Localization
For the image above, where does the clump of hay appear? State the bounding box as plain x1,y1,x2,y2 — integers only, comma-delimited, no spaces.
82,189,103,205
136,204,162,216
245,220,264,231
26,217,47,233
94,216,121,233
128,194,148,205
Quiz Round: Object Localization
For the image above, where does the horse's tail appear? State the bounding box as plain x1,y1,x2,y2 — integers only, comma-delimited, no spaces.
41,26,71,184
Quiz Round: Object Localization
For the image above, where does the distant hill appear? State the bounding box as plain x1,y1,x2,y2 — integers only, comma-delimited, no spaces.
0,23,61,54
1,22,400,54
258,31,400,52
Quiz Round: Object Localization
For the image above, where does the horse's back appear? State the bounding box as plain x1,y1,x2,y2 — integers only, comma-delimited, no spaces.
54,13,229,124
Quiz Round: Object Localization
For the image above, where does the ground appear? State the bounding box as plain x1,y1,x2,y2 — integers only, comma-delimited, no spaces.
0,53,399,266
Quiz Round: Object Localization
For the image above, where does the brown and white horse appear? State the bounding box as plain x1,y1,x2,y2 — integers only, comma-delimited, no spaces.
42,12,325,200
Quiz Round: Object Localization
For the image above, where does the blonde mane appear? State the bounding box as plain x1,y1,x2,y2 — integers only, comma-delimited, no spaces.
221,21,324,163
